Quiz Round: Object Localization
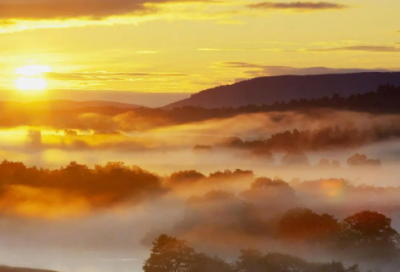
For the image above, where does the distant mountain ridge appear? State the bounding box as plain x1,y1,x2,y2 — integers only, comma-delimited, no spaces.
0,100,143,110
165,72,400,109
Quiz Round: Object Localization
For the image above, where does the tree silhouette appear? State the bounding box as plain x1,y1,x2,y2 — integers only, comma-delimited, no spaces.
143,235,197,272
277,208,340,245
191,253,233,272
339,211,400,259
241,178,296,215
167,170,206,187
347,154,382,167
234,249,265,272
144,235,361,272
234,249,359,272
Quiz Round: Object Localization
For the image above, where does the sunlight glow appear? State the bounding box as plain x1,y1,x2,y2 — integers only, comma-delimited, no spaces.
16,77,48,92
15,64,52,94
16,65,52,77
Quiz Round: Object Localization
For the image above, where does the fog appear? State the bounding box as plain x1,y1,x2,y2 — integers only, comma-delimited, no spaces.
0,110,400,272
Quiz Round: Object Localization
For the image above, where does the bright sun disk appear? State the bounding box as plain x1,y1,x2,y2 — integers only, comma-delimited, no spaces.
16,77,48,92
15,64,52,94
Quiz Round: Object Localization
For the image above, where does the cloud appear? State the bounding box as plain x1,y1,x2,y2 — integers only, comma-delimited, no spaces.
218,63,392,78
198,44,400,54
0,20,14,25
46,71,187,81
247,1,348,11
0,0,213,20
0,0,252,33
198,48,274,52
310,45,400,53
136,51,159,54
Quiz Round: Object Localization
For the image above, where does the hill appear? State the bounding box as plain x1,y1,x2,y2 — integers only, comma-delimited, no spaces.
0,100,143,110
164,72,400,109
0,265,57,272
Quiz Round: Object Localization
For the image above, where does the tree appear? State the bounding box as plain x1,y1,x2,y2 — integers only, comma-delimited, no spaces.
347,154,381,167
277,208,340,245
234,249,359,272
193,145,213,154
263,253,310,272
234,249,265,272
339,211,400,259
143,235,197,272
314,262,359,272
281,152,309,166
167,170,205,187
241,178,296,215
144,235,233,272
191,253,232,272
143,235,360,272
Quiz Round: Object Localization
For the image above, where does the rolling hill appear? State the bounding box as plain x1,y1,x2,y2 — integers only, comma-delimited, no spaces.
25,100,144,110
0,100,144,110
0,265,57,272
165,72,400,109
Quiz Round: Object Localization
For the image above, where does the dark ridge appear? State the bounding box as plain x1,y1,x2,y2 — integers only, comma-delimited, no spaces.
164,72,400,108
0,265,58,272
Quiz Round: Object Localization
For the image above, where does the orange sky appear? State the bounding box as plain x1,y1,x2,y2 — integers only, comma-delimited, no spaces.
0,0,399,105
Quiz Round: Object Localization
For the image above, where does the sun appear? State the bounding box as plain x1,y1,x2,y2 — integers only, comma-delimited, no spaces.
15,64,52,94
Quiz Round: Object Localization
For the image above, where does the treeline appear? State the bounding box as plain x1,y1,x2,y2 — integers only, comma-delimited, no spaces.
217,125,400,154
145,176,400,268
143,235,360,272
135,84,400,121
175,195,400,261
145,84,400,122
204,135,383,165
1,85,400,130
0,160,257,217
0,159,395,223
165,84,400,117
99,84,400,120
0,160,166,212
166,169,254,187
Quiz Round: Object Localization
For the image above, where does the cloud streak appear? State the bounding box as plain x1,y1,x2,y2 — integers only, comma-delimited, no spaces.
247,1,348,11
218,63,392,78
310,45,400,53
0,0,212,20
46,71,187,82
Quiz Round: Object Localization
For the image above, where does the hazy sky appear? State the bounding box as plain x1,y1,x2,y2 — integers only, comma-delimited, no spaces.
0,0,399,102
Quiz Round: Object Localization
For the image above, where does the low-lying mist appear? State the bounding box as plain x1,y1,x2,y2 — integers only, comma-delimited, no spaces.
0,109,400,272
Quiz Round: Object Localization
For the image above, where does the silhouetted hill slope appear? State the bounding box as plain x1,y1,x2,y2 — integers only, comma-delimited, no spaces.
0,265,57,272
165,72,400,109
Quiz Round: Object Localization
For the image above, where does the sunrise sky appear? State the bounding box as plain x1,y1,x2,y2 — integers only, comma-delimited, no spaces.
1,0,399,105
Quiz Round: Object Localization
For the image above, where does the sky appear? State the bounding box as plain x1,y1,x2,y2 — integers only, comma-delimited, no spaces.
0,0,400,106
